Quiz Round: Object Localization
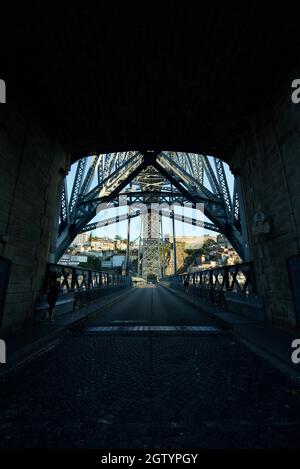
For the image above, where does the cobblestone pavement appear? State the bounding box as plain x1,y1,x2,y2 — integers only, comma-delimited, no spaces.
0,286,300,448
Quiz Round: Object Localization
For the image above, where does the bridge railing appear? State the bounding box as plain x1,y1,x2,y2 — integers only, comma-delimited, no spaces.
45,263,132,292
35,263,132,317
163,262,256,293
161,262,259,309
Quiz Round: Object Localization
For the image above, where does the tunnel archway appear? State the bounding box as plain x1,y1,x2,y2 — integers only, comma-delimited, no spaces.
0,4,300,332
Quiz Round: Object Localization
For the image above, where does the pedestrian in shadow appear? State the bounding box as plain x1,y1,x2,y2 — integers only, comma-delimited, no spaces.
184,276,190,293
47,272,61,322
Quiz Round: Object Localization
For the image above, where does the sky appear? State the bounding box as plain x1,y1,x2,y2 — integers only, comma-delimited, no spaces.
66,154,234,241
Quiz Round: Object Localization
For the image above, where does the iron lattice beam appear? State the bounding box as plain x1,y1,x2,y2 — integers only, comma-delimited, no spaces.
54,151,248,262
80,209,220,234
141,209,161,280
59,179,69,234
68,158,87,222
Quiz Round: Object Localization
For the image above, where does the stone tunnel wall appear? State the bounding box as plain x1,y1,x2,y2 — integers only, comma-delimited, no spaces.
0,107,68,333
230,75,300,329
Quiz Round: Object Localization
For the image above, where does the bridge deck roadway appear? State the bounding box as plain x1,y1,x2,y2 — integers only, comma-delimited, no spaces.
84,284,227,328
1,285,300,448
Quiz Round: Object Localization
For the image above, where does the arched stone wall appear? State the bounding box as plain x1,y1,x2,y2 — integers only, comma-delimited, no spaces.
229,73,300,329
0,107,69,332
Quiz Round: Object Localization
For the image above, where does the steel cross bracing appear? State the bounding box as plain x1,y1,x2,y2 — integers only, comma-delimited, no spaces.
59,179,70,232
54,151,248,262
140,209,162,280
80,210,220,234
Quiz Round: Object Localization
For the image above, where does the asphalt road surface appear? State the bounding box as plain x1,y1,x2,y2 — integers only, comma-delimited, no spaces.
1,285,300,448
85,284,225,327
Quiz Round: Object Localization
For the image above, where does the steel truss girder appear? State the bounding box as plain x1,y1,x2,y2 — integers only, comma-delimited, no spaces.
173,153,219,196
172,152,204,185
55,156,147,261
98,154,104,184
59,179,69,233
155,154,245,257
214,158,232,217
68,158,87,222
186,153,204,185
160,152,220,203
141,209,161,280
153,158,228,228
80,209,220,234
79,155,100,197
232,178,241,227
55,151,247,262
81,152,142,204
202,155,222,197
77,190,222,212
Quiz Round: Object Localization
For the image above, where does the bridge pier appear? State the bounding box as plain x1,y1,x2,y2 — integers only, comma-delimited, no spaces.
0,108,68,333
125,206,131,273
230,75,300,329
172,208,177,275
141,207,161,281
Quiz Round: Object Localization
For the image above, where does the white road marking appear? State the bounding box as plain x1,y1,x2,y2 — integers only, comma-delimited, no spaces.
83,325,221,333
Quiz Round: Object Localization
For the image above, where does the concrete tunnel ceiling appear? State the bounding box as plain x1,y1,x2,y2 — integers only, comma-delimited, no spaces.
1,3,300,164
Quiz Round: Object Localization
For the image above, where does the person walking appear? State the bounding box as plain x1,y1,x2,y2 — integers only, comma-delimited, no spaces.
184,276,190,293
47,273,60,322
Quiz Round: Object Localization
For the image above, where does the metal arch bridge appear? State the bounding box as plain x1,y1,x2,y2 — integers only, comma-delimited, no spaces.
54,151,249,276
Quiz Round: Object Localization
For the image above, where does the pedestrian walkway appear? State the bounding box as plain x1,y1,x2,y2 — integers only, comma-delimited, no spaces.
160,284,300,379
0,287,134,374
1,285,300,448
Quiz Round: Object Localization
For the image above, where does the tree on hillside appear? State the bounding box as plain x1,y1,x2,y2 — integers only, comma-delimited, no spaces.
80,255,100,270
